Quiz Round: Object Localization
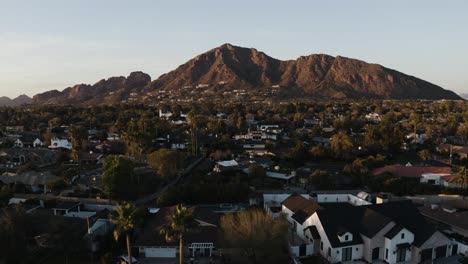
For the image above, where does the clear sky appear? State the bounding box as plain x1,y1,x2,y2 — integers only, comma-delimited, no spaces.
1,0,467,98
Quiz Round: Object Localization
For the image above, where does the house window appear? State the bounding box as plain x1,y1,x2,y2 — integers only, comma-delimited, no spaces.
401,233,405,239
328,248,331,256
345,235,349,241
321,242,323,250
356,248,358,251
386,249,388,259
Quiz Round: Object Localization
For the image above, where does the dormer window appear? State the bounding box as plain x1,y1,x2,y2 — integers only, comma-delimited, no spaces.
401,233,405,239
345,235,349,241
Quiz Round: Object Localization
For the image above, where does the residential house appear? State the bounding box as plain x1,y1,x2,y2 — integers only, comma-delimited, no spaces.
0,170,57,193
284,198,457,263
372,164,453,185
49,137,72,150
134,206,221,259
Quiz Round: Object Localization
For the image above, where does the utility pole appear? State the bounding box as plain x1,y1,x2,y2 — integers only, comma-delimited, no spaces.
450,144,453,166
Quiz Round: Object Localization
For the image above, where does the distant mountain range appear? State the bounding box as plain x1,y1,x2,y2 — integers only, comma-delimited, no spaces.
31,43,462,105
0,94,32,106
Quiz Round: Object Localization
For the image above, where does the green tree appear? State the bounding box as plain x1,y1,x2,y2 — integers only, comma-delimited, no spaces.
453,166,468,189
147,149,185,179
248,164,266,188
47,177,68,194
68,126,88,161
456,122,468,145
110,202,142,264
288,141,309,163
330,131,354,159
0,185,13,206
307,170,333,190
160,204,196,264
220,209,288,264
0,205,29,264
418,149,431,165
102,155,135,198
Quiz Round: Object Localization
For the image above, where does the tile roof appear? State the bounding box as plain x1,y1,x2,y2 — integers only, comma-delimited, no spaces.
372,164,452,178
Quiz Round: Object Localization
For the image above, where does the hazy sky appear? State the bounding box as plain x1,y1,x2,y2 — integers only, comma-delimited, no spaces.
1,0,467,98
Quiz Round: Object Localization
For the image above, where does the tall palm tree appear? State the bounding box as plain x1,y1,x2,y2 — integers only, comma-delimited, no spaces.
453,166,468,189
110,202,141,264
160,204,196,264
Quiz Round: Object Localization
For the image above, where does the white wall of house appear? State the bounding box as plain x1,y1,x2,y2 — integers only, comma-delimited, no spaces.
457,241,468,255
289,244,314,258
315,194,371,206
49,137,72,150
282,205,295,223
337,232,353,243
141,247,176,258
264,193,309,206
361,222,396,262
421,173,452,186
14,139,23,148
333,244,364,263
411,231,452,263
383,228,414,264
33,138,44,147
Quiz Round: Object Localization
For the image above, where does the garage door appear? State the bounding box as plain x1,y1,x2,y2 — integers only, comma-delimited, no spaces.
421,248,432,263
435,245,447,259
144,247,176,258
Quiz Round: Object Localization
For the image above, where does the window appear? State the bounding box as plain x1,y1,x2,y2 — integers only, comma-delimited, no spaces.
328,248,331,256
401,233,405,239
386,249,389,259
356,248,359,251
345,235,349,241
321,242,323,250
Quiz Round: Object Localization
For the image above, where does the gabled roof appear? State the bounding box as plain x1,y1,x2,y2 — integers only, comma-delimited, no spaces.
282,193,321,222
384,224,405,239
315,201,438,248
304,226,321,239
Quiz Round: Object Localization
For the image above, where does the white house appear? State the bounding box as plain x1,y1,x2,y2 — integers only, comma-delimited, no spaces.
159,110,173,119
33,138,45,148
280,193,457,264
14,138,24,148
49,137,72,150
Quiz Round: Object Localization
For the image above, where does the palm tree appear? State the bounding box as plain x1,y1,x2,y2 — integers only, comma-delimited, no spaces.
110,202,141,264
418,149,431,165
453,166,468,189
160,204,196,264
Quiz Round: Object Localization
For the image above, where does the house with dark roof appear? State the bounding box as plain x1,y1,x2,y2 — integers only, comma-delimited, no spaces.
281,193,322,256
134,206,221,259
282,195,458,263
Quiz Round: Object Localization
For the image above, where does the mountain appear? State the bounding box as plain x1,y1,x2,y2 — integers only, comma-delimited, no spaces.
0,94,32,106
33,72,151,105
32,44,462,104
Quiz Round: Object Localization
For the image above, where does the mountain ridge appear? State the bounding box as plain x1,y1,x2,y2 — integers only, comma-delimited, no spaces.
0,94,32,106
32,43,462,104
